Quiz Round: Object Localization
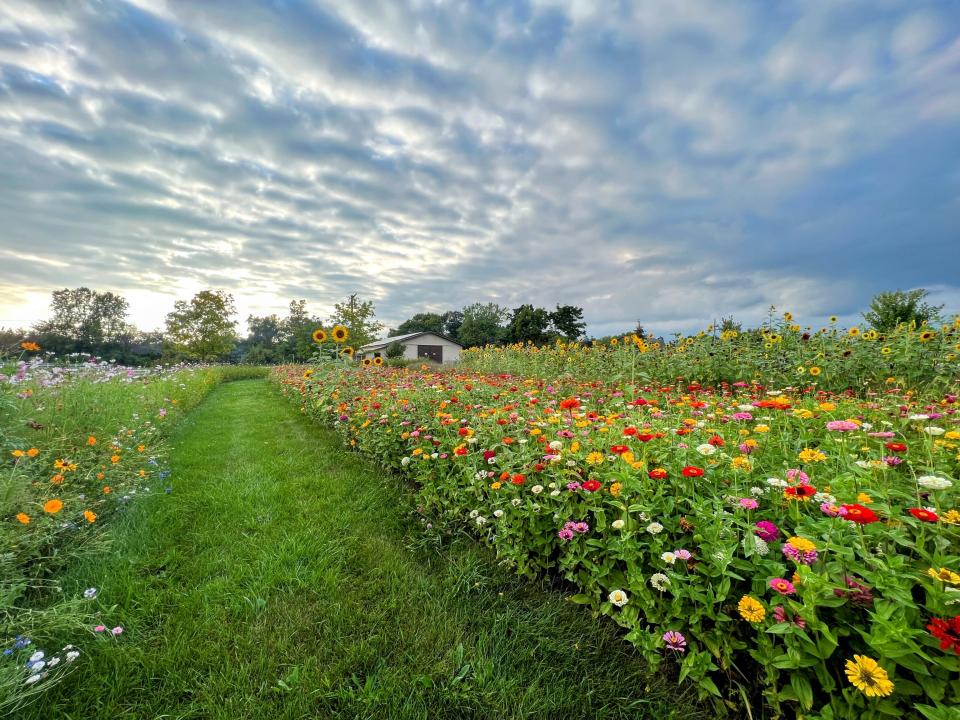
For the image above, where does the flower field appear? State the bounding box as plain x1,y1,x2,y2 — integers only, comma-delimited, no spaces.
460,313,960,392
1,348,264,712
275,354,960,718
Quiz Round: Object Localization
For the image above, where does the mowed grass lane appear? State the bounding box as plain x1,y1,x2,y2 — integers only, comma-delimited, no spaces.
25,380,700,720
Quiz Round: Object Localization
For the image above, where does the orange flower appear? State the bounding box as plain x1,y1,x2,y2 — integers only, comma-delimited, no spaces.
137,444,145,452
87,436,97,446
51,474,65,485
11,449,24,458
20,341,41,351
83,510,97,523
43,499,64,514
15,512,30,525
110,455,121,464
103,486,111,494
27,447,39,457
96,472,105,480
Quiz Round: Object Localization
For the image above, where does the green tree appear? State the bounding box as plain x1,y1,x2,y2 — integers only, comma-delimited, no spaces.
164,290,238,361
506,304,552,344
385,341,406,359
391,313,445,336
327,294,384,349
863,289,944,332
441,310,463,341
281,300,322,361
35,287,130,352
549,305,586,340
458,303,508,348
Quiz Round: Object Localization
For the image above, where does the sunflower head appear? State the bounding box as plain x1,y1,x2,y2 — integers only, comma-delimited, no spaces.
362,357,372,366
331,325,349,343
340,346,354,357
919,331,935,343
848,326,860,337
373,356,384,365
311,328,327,343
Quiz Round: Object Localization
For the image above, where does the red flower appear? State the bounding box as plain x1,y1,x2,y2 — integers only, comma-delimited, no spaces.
454,446,468,456
908,507,939,523
610,445,630,454
884,442,907,453
483,450,496,461
648,469,668,480
708,435,724,447
636,433,655,442
582,479,602,492
534,463,546,472
785,484,817,499
623,426,638,436
928,615,960,654
559,398,580,410
458,427,471,436
842,503,879,524
511,474,526,485
682,466,704,477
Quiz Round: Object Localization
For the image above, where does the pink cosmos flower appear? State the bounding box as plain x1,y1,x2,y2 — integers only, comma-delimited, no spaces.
93,625,106,633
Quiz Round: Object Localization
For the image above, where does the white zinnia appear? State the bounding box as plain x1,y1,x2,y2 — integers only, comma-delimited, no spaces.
696,444,716,456
661,552,677,565
646,522,664,534
608,589,629,607
611,519,625,530
924,427,945,436
917,475,953,490
531,485,543,494
650,573,670,591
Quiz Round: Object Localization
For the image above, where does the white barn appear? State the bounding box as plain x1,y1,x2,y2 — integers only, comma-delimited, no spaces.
357,332,462,364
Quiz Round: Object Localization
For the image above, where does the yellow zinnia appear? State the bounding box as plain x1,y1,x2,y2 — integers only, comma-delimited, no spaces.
845,656,893,698
737,595,765,623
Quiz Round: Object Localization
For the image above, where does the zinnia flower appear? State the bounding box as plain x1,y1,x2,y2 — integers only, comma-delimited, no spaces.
927,615,960,654
738,595,765,623
608,589,629,607
844,655,894,697
662,630,686,652
754,520,780,542
769,578,796,595
842,503,879,524
43,499,63,514
682,466,704,477
908,507,938,523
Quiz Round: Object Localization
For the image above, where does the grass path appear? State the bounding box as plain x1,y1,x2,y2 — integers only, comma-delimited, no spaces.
24,380,698,719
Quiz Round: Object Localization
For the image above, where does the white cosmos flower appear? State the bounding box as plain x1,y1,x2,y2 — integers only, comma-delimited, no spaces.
608,589,629,607
611,519,625,530
917,476,953,490
696,444,716,456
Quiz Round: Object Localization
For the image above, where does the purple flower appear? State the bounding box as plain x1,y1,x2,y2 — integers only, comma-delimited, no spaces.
573,522,589,534
674,549,691,561
662,630,687,652
754,520,780,542
731,412,753,420
738,442,754,454
883,455,903,466
566,481,582,491
557,528,575,541
782,544,818,565
826,420,859,432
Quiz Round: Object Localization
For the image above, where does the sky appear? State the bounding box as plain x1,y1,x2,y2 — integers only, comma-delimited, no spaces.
0,0,958,339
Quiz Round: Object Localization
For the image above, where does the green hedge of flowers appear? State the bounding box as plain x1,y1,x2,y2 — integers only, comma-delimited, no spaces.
276,364,960,719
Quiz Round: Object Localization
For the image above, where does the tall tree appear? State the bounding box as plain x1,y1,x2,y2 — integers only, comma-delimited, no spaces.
327,294,383,349
35,287,130,349
441,310,463,341
863,289,944,332
164,290,238,361
458,302,508,348
392,313,445,336
506,304,552,344
549,305,586,340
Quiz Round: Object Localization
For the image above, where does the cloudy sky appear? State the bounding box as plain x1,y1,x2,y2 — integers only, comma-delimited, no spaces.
1,0,958,338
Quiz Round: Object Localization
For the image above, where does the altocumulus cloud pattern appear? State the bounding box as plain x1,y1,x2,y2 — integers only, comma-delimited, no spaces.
0,1,958,334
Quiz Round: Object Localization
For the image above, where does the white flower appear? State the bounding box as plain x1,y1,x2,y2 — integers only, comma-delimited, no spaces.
493,509,504,518
608,589,629,607
431,452,439,459
531,485,543,494
29,661,45,672
860,422,873,430
611,519,625,530
924,427,945,436
549,440,562,450
511,498,522,507
474,515,487,526
400,457,411,466
754,537,770,556
65,651,79,663
565,460,577,467
766,477,787,488
909,414,930,421
766,390,782,396
46,656,60,667
650,573,670,591
550,489,560,497
737,404,755,412
695,443,716,456
855,460,872,469
638,512,649,521
24,674,42,685
487,457,497,464
646,522,663,534
469,509,479,518
917,475,953,490
466,437,477,444
661,552,676,565
83,587,97,599
813,492,837,503
548,482,558,489
29,651,44,663
750,486,764,496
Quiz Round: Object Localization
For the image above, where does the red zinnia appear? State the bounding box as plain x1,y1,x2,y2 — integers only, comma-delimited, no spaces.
559,398,580,410
682,466,704,477
884,442,907,453
908,507,939,523
928,615,960,654
511,474,526,485
458,427,471,436
582,479,602,492
636,433,655,442
785,484,817,499
623,426,638,436
610,445,630,454
648,469,668,480
483,450,496,461
454,446,468,456
842,503,879,524
708,435,724,447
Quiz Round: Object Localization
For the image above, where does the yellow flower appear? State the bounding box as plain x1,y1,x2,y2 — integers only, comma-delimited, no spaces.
927,567,960,585
848,326,860,337
856,492,873,505
941,509,960,525
798,448,827,463
829,316,838,323
783,312,793,322
731,456,752,471
845,656,894,698
808,366,821,376
919,331,936,343
585,452,604,465
331,325,350,343
818,402,836,411
490,482,502,490
787,536,816,553
754,425,770,433
311,328,327,343
737,595,765,623
609,482,622,497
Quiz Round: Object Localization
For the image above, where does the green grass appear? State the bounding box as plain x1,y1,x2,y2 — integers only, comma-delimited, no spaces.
22,380,701,720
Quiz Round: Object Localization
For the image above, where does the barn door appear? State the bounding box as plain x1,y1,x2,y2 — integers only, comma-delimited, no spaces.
417,345,443,363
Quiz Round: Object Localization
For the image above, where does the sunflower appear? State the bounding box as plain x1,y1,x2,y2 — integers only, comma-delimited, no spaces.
848,326,860,337
845,656,893,697
373,356,384,365
362,358,372,366
340,346,354,357
809,366,821,376
829,316,838,323
919,330,936,343
311,328,327,343
881,346,892,355
783,312,793,322
331,325,349,343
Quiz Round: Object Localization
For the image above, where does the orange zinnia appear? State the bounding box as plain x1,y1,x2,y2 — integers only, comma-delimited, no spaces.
43,499,64,514
15,512,30,525
83,510,97,523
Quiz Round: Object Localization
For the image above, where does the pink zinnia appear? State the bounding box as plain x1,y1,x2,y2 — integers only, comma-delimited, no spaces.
557,528,574,541
739,498,759,510
785,468,809,485
675,549,691,560
662,630,687,652
769,577,796,595
754,520,780,542
825,420,858,432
